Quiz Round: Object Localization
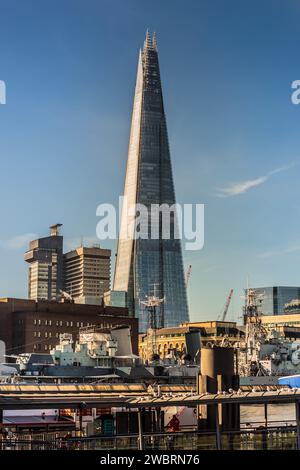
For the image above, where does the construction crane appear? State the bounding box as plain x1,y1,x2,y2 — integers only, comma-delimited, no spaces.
218,288,234,322
185,264,192,287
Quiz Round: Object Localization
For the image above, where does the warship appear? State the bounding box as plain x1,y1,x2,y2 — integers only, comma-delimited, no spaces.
238,289,300,377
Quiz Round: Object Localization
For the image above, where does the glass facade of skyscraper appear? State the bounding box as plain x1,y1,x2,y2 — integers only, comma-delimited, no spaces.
247,286,300,315
113,32,189,332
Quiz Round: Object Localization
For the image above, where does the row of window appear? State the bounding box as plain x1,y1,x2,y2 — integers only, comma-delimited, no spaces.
33,344,52,351
33,324,118,338
33,319,92,328
34,331,58,338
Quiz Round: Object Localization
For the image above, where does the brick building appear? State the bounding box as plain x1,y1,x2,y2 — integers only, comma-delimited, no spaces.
0,298,138,356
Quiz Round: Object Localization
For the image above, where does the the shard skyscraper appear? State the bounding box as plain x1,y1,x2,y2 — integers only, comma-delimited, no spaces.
113,32,189,332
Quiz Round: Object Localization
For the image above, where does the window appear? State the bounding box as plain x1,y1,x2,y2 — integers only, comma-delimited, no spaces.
49,320,52,326
38,320,41,325
34,319,37,325
45,332,48,338
56,333,59,338
38,332,41,338
66,321,69,327
70,321,73,327
34,332,37,337
44,345,48,351
60,321,63,326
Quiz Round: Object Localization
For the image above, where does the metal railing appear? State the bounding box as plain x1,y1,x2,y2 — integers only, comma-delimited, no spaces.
0,427,298,450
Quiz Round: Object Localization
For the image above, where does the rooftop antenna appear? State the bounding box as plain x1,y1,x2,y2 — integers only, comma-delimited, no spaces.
50,223,63,237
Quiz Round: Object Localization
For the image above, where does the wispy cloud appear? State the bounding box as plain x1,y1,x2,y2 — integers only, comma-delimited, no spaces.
1,234,104,252
1,233,37,250
64,236,100,252
216,163,296,198
258,244,300,259
202,265,219,274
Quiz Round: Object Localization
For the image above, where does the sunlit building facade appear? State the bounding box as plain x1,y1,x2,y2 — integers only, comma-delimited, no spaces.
24,225,63,301
63,246,111,305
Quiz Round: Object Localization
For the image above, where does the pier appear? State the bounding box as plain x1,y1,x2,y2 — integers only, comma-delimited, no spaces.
0,384,300,450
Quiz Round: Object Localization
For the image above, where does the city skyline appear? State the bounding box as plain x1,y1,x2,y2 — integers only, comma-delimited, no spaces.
1,1,300,323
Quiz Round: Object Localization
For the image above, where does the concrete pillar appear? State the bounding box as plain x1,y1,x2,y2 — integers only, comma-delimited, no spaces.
215,405,222,450
154,408,160,432
264,403,268,428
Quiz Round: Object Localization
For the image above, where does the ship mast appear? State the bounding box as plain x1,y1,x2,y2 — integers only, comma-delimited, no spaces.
243,289,266,366
140,285,165,357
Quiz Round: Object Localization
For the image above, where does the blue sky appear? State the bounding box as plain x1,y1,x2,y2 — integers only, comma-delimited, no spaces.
1,0,300,322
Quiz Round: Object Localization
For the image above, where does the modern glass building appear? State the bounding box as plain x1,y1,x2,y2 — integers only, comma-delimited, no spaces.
246,286,300,316
113,32,189,332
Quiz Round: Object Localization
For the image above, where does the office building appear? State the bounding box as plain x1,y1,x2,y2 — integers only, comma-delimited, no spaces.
24,224,63,301
139,321,244,362
63,246,111,305
113,32,189,331
248,313,300,341
246,286,300,316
